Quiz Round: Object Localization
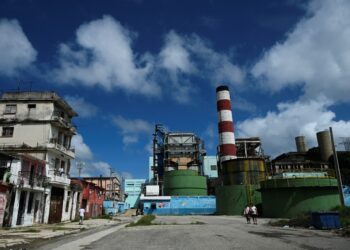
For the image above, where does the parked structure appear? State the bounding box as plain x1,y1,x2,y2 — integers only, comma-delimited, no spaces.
0,91,78,224
83,176,120,201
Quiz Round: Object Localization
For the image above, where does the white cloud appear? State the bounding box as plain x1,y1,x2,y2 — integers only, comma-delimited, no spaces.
71,133,93,160
237,98,350,157
64,95,98,118
158,31,245,103
112,115,153,147
0,19,37,76
70,161,114,177
52,15,160,96
120,171,133,179
252,0,350,103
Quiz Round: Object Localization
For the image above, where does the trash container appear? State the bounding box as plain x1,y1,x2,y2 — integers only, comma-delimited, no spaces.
311,212,340,229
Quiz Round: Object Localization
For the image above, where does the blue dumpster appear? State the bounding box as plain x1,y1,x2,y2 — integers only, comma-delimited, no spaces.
311,212,340,229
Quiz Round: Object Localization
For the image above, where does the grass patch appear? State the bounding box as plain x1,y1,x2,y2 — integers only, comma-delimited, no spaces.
91,214,113,220
269,213,311,228
126,215,156,227
337,206,350,228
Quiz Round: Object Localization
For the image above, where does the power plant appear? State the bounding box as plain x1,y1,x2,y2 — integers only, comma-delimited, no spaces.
137,85,345,218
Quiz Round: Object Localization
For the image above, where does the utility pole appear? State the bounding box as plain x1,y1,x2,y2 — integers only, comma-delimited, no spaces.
329,127,345,206
110,167,114,200
77,161,85,177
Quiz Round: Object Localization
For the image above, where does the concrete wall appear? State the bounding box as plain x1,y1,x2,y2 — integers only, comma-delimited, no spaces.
10,189,45,227
0,102,54,121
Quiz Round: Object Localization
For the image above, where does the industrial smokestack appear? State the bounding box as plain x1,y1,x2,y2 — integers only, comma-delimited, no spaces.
216,85,237,162
295,136,308,153
317,130,333,162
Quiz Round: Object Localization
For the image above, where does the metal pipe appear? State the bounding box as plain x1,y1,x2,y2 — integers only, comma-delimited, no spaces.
329,127,345,206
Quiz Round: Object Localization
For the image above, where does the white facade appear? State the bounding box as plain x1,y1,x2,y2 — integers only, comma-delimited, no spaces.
0,92,78,225
5,158,47,227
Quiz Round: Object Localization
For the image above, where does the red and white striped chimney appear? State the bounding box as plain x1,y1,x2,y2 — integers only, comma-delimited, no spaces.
216,85,237,162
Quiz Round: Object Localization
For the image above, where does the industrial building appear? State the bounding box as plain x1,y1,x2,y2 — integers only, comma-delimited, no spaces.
124,179,146,208
140,125,216,215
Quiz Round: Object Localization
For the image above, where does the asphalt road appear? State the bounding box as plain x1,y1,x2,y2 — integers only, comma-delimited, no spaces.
36,216,350,250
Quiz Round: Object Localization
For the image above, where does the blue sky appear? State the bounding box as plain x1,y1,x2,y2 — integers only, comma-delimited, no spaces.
1,0,350,179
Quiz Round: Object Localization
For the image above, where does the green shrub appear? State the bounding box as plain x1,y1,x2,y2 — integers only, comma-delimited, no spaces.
126,215,156,227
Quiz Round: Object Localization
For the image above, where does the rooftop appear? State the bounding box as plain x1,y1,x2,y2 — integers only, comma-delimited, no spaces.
0,91,77,117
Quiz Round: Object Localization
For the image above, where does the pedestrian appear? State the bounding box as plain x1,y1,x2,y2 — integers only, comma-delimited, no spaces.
79,207,85,225
250,204,258,225
243,204,251,224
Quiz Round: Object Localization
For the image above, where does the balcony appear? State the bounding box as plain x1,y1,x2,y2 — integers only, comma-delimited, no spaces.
51,112,76,133
44,140,75,158
47,169,70,186
17,171,47,191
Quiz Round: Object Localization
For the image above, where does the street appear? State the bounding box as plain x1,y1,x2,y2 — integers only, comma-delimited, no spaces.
32,216,350,250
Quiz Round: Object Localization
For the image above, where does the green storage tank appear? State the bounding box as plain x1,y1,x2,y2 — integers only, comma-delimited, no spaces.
260,178,341,218
216,184,261,215
216,158,266,215
164,170,207,196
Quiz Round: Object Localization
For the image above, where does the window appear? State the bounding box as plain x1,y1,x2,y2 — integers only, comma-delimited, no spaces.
4,104,17,114
28,104,36,109
2,127,14,137
210,165,217,171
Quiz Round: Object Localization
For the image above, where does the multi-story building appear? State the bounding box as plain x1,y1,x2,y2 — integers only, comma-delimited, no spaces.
124,179,146,208
0,91,78,224
82,176,120,201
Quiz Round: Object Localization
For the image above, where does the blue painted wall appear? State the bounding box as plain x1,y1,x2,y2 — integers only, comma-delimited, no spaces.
143,196,216,215
124,179,146,208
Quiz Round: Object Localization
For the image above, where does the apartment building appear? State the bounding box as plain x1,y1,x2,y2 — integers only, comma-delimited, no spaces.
0,91,78,224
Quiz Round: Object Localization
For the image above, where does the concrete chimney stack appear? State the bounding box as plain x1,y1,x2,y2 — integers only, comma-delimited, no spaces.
216,85,237,162
295,136,308,153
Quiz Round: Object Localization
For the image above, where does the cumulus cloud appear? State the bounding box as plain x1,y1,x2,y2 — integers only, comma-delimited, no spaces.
64,95,98,118
52,15,160,96
0,19,37,76
112,115,153,147
70,161,114,177
252,0,350,103
71,133,93,160
237,98,350,157
159,31,245,103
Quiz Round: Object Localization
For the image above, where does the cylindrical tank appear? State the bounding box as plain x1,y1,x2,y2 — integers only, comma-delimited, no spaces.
216,158,266,215
216,85,237,162
163,170,207,196
260,178,340,218
220,158,266,185
317,130,333,161
295,136,308,153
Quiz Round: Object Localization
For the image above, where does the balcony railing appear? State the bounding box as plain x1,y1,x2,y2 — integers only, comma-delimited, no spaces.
17,171,48,188
47,169,70,185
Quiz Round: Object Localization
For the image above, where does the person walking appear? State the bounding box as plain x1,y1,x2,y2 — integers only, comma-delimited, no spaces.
243,205,251,224
79,207,85,225
250,204,258,225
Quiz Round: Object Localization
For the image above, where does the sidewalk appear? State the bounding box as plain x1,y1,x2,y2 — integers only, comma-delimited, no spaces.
0,216,132,249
